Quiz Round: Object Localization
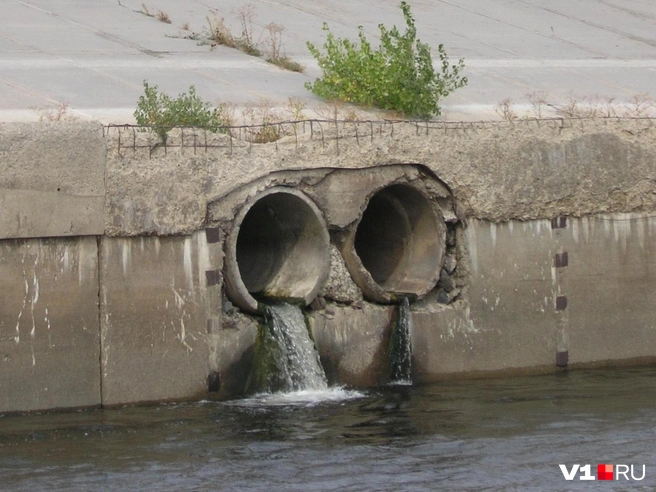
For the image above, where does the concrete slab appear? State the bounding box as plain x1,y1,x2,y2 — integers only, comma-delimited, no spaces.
415,219,560,375
4,68,140,107
0,83,46,110
0,190,104,239
559,214,656,365
0,237,101,413
0,122,106,239
0,0,655,121
100,234,212,406
310,304,394,386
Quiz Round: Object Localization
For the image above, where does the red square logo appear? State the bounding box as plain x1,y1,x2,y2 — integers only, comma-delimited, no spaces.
598,464,614,481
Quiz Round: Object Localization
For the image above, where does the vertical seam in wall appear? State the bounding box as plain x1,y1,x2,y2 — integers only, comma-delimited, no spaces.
97,125,107,408
97,238,104,407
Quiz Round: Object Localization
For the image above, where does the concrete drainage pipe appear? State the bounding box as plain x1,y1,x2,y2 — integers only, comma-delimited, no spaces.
224,187,331,313
342,184,446,303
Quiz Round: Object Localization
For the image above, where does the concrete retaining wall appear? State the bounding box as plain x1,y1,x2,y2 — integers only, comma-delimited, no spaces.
0,237,100,411
0,123,105,238
413,215,656,378
99,234,213,405
1,119,656,413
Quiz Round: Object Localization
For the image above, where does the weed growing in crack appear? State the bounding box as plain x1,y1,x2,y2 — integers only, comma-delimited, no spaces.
157,10,171,24
233,4,261,56
138,4,171,24
241,99,284,142
315,100,363,122
206,14,236,48
264,23,304,73
285,97,307,120
31,103,78,122
205,10,260,56
139,3,152,17
625,93,655,117
494,91,655,120
269,57,304,72
201,6,301,71
495,98,518,121
526,91,548,119
556,95,605,118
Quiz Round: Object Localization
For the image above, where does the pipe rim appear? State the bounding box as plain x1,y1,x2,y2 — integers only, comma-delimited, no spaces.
341,183,446,303
224,187,331,313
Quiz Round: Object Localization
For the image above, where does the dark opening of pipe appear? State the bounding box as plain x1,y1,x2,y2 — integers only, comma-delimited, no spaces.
353,184,444,295
236,195,289,294
225,188,330,313
236,193,322,296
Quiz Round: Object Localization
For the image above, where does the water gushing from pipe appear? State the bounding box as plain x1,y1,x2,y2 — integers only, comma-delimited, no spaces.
247,303,327,394
389,297,413,384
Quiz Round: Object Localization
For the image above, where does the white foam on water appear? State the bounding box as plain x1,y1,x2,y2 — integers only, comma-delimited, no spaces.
226,387,365,408
388,379,413,387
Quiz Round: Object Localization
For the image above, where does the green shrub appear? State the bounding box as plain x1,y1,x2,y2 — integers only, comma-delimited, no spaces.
305,1,467,119
134,81,229,143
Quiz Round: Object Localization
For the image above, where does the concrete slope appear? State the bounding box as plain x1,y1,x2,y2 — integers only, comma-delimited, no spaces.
0,0,655,122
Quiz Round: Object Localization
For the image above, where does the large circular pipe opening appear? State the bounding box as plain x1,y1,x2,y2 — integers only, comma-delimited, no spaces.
343,184,445,303
224,187,330,313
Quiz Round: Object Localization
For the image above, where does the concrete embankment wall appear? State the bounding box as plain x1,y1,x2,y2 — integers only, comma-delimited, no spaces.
1,119,655,412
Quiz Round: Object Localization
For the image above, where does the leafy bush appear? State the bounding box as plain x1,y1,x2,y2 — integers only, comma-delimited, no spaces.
134,81,230,143
305,1,467,119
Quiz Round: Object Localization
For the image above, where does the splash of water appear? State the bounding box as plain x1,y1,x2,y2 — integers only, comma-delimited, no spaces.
389,297,413,384
227,387,365,408
247,303,328,394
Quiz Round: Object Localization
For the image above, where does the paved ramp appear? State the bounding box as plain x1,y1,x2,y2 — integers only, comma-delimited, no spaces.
1,0,655,122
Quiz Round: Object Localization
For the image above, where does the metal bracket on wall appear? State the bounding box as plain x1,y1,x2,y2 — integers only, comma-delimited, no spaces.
556,295,568,311
554,252,569,268
205,269,221,287
551,216,567,229
556,350,569,367
205,227,222,244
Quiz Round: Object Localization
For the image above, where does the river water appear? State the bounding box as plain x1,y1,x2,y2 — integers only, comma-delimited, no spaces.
2,367,656,491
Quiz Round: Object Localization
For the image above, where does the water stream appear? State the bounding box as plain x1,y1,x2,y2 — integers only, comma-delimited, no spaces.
247,303,328,394
389,297,413,383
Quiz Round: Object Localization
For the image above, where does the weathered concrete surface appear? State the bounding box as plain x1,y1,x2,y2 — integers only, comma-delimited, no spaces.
209,302,394,394
309,304,394,386
100,233,212,406
302,165,434,228
2,120,646,238
558,214,656,366
105,119,656,235
212,165,450,305
0,189,105,240
206,164,448,229
0,122,106,239
104,130,218,236
0,237,101,412
413,219,560,378
412,215,656,379
319,244,363,304
209,310,258,399
3,119,656,412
